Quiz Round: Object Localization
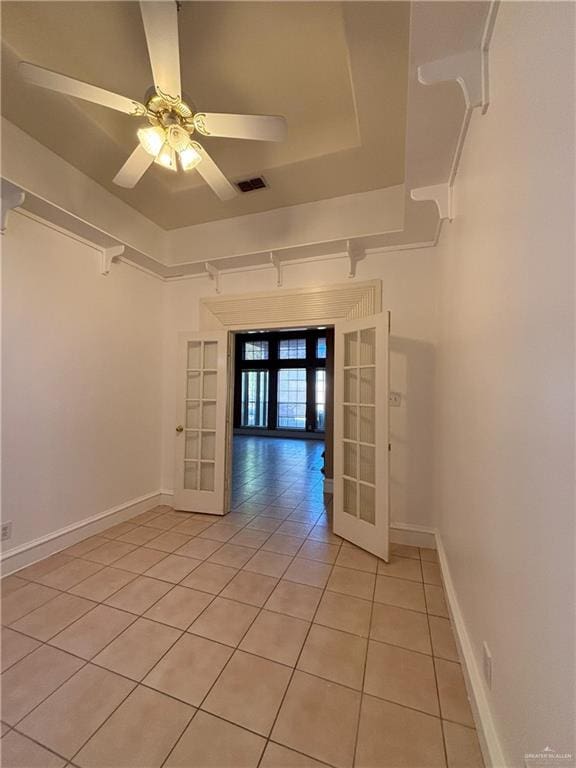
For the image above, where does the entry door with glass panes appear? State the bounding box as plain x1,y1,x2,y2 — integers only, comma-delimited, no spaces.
333,313,390,561
173,331,230,514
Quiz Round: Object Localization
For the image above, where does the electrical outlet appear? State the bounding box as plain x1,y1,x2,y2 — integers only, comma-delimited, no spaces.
389,391,402,407
1,521,13,542
482,641,492,689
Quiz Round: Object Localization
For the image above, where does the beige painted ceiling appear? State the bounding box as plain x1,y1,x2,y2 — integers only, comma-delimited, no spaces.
1,1,409,229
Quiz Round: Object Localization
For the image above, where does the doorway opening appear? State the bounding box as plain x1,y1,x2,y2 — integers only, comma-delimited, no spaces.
230,327,334,514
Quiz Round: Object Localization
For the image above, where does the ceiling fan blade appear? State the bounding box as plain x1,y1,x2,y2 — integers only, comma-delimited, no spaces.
113,145,154,188
194,113,287,142
194,145,237,201
19,62,146,116
140,1,181,100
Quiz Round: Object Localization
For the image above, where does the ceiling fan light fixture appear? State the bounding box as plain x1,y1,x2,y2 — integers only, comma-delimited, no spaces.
137,125,166,157
155,142,177,171
179,143,202,171
166,123,191,153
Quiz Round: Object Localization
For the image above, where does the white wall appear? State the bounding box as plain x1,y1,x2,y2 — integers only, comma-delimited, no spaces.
433,2,575,764
2,213,164,552
161,248,438,531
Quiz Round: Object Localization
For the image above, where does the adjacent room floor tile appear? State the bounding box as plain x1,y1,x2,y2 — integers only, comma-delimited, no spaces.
435,658,475,726
111,547,168,574
370,602,432,654
239,609,310,666
208,543,254,568
262,534,305,556
282,557,332,588
49,604,135,659
377,555,423,582
16,553,74,582
314,590,371,637
260,742,328,768
355,693,446,768
1,574,29,598
272,670,361,768
82,540,137,565
0,730,67,768
243,550,293,578
144,633,232,706
189,597,259,647
144,586,213,629
422,561,443,586
390,543,421,560
118,526,163,546
18,664,135,758
198,523,240,542
101,522,139,539
374,575,426,612
420,547,439,563
364,639,439,716
220,570,278,607
165,710,266,768
1,583,61,625
203,650,291,736
75,685,193,768
11,592,96,641
69,566,136,601
176,537,223,561
443,721,484,768
93,617,181,681
335,544,378,574
145,531,192,553
429,616,459,661
181,561,238,594
143,553,201,583
1,645,84,725
298,623,367,689
63,536,108,557
104,575,172,614
297,539,340,564
35,559,103,590
246,516,283,533
425,584,450,617
1,628,41,672
327,565,375,600
264,580,322,621
230,528,272,549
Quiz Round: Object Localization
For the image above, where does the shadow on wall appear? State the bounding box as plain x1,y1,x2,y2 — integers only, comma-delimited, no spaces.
389,335,436,529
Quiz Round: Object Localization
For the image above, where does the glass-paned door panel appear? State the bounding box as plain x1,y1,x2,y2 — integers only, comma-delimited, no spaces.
334,313,389,562
240,370,269,427
174,331,230,514
315,369,326,432
277,368,306,429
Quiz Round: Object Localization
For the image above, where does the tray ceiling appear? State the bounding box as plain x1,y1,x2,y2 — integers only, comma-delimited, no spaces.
0,1,409,229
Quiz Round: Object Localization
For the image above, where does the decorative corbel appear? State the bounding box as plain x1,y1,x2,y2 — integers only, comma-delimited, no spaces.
346,240,364,278
270,252,283,287
100,245,125,275
1,186,25,234
411,183,453,221
417,2,499,114
205,262,221,293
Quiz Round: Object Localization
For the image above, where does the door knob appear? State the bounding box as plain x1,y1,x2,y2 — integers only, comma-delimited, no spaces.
176,425,184,433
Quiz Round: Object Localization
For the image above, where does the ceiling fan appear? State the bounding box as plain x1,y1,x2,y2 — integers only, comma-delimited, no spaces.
18,1,287,200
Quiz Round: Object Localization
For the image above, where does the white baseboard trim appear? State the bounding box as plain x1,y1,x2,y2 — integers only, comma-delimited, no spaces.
1,491,164,576
435,532,507,768
390,521,436,549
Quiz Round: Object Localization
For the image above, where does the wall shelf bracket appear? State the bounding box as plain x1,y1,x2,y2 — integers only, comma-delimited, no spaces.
346,240,364,278
270,252,283,287
418,48,486,112
410,183,453,221
205,262,221,293
1,185,25,234
100,245,125,276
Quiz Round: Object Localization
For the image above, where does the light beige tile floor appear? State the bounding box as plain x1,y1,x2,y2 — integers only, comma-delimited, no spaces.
0,436,484,767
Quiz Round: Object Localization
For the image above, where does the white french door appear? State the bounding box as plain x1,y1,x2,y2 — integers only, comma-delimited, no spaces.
173,331,231,514
333,313,390,561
